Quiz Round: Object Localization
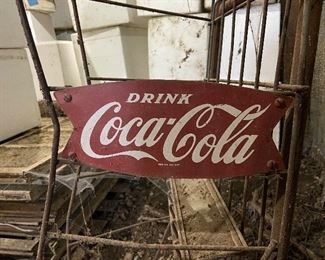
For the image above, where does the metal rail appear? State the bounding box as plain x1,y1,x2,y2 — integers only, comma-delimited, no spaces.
15,1,61,259
15,0,314,259
48,232,268,252
90,0,210,21
206,1,312,260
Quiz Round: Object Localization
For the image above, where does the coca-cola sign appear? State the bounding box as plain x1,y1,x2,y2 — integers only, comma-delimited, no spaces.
55,80,292,178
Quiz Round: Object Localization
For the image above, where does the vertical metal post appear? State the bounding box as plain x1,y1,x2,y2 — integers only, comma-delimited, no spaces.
215,0,225,81
257,178,268,245
226,0,237,83
238,0,251,87
277,0,312,258
206,1,221,80
66,165,82,260
277,94,303,259
240,176,249,233
227,180,233,210
70,0,91,85
273,0,292,89
254,0,269,89
215,0,225,191
15,1,61,259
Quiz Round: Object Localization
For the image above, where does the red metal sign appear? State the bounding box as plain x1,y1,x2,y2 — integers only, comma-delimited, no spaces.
55,80,292,178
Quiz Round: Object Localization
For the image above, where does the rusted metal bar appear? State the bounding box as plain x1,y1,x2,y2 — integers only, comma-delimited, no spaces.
169,206,184,259
96,216,170,238
257,178,268,245
271,121,292,241
70,0,91,85
240,176,249,233
169,179,190,259
78,171,138,180
207,0,253,81
78,194,91,236
216,78,309,91
253,0,269,241
276,97,305,258
206,1,220,80
215,0,226,81
214,0,246,17
226,0,237,83
78,76,310,93
238,0,251,87
254,0,269,89
90,0,210,21
212,0,253,23
48,86,72,91
205,2,215,81
289,0,317,85
277,0,313,257
273,0,292,89
260,240,278,260
15,1,61,259
217,179,222,189
295,1,310,85
65,165,82,260
227,180,233,210
272,6,299,236
88,76,135,81
153,223,171,260
48,232,267,251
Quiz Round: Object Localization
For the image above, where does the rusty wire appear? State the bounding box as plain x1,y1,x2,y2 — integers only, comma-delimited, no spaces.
48,232,268,251
15,1,61,259
65,165,82,260
16,0,313,258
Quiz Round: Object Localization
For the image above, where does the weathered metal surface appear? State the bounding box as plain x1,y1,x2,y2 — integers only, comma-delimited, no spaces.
15,1,61,258
16,0,313,258
55,80,292,179
206,1,311,258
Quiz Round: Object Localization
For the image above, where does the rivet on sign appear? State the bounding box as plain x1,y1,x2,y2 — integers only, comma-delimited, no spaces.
274,98,286,108
267,160,277,170
64,93,72,103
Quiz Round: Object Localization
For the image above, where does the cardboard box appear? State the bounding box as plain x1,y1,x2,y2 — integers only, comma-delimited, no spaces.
0,49,41,142
0,0,27,48
68,0,147,31
27,11,56,42
72,26,149,84
23,0,55,13
28,42,65,100
57,41,83,87
51,0,74,29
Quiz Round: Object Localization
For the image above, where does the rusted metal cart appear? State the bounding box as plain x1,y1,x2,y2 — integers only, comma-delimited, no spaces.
15,0,319,259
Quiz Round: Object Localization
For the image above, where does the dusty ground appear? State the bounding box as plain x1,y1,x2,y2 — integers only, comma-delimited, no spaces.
70,155,324,260
101,179,171,260
71,178,172,260
219,155,325,259
291,156,325,258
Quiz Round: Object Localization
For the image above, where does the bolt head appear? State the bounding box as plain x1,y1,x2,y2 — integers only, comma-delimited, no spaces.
64,93,72,102
267,160,277,170
274,98,286,108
